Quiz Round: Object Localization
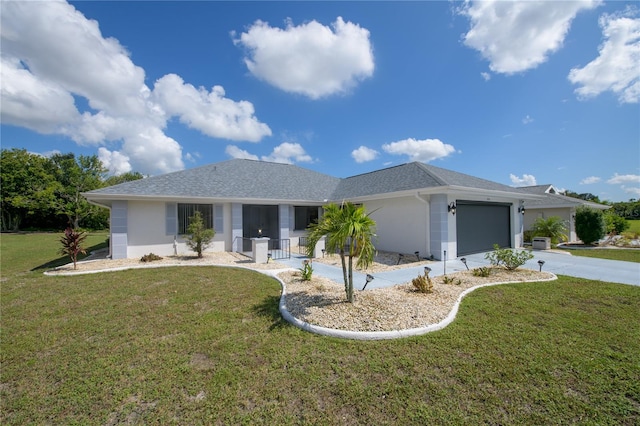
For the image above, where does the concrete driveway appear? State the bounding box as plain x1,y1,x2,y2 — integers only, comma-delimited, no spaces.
282,250,640,290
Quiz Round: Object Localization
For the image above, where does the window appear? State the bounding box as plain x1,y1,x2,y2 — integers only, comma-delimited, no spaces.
294,206,319,230
178,204,213,234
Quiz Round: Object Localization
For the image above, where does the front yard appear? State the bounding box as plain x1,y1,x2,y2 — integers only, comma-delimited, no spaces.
1,233,639,424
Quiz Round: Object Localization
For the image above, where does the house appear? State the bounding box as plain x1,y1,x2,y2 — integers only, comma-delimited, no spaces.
83,159,545,260
518,184,610,242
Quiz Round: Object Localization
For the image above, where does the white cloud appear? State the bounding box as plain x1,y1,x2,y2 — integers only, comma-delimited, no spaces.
580,176,602,184
98,147,132,175
510,173,537,187
522,114,534,124
607,173,640,184
460,0,600,74
226,142,313,165
234,17,374,99
481,72,491,81
351,146,379,163
568,8,640,104
622,185,640,196
225,145,259,160
262,142,313,164
0,0,271,176
382,138,456,163
152,74,271,142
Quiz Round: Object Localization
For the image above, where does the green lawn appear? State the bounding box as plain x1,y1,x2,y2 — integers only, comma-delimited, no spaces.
562,248,640,262
627,219,640,234
2,233,639,424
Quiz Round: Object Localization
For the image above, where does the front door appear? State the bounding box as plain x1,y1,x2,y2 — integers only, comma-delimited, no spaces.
242,205,279,251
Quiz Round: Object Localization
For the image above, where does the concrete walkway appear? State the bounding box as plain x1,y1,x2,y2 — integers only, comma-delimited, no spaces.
279,249,640,288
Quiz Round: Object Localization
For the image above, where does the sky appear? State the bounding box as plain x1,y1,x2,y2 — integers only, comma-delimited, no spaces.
1,0,639,202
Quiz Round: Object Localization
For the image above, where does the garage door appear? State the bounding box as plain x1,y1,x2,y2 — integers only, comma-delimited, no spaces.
456,201,511,255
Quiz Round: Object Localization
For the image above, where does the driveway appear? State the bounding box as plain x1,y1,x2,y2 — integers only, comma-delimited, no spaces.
281,250,640,289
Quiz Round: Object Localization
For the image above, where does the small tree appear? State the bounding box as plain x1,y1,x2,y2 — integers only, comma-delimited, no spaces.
575,206,605,245
604,211,630,235
185,211,215,258
531,216,568,244
59,227,87,269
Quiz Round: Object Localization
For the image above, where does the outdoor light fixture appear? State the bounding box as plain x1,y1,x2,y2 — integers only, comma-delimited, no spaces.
397,253,404,265
460,257,468,270
267,253,272,263
424,266,432,275
538,259,545,272
518,206,526,215
415,251,420,261
258,228,262,237
448,202,457,215
321,248,326,258
362,274,375,290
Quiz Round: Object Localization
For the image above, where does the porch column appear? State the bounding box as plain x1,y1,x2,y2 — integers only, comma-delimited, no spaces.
231,203,243,252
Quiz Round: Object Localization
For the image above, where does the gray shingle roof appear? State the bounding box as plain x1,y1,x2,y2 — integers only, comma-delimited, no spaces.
518,185,610,209
85,159,535,203
85,159,340,202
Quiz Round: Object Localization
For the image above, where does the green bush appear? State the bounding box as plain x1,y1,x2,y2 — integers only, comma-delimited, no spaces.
575,207,605,245
604,212,630,235
484,244,534,270
412,272,433,293
185,211,215,258
141,253,163,262
442,275,462,285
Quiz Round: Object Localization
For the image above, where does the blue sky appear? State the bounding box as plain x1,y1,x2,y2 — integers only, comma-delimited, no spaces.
1,0,639,202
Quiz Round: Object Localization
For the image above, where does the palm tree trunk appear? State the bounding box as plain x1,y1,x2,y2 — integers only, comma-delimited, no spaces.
347,254,354,303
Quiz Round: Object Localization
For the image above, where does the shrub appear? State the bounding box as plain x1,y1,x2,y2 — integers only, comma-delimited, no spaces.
472,267,492,277
484,244,534,270
59,227,87,270
575,207,605,245
141,253,163,262
523,230,535,243
531,216,568,244
299,260,313,281
604,212,630,235
412,272,433,293
185,211,215,258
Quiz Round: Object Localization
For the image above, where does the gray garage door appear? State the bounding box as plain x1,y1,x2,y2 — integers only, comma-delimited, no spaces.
456,201,511,255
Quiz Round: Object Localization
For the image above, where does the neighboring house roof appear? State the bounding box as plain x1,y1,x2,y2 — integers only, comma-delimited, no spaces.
519,185,610,210
84,159,542,206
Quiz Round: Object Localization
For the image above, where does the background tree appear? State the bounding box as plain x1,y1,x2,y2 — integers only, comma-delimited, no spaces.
604,211,630,235
47,153,108,229
185,211,215,258
306,202,377,303
1,149,59,230
530,216,568,244
575,206,605,245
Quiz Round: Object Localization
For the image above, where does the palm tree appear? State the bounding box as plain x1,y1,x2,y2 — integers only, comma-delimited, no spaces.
306,202,377,303
531,216,568,244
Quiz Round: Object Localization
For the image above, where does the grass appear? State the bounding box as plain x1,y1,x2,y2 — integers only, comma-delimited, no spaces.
562,248,640,262
626,219,640,234
2,233,639,424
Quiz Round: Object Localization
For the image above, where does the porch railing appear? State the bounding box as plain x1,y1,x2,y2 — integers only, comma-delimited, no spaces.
232,237,290,261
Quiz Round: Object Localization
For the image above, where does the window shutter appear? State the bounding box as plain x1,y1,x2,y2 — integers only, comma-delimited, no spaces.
166,203,177,235
214,204,223,233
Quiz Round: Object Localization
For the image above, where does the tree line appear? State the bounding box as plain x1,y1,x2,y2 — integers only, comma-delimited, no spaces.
1,148,143,231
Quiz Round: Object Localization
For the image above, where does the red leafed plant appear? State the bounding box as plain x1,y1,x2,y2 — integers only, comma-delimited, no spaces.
59,227,87,270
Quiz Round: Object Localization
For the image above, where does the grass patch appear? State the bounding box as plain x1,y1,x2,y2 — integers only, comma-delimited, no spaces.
2,233,639,424
561,248,640,263
627,219,640,234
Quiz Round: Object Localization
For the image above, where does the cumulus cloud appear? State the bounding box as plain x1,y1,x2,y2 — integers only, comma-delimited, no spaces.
0,1,271,175
226,142,313,164
381,138,456,163
607,173,640,184
568,8,640,104
510,173,537,187
233,17,374,99
460,0,600,74
580,176,602,184
480,72,491,81
351,146,379,163
522,115,534,124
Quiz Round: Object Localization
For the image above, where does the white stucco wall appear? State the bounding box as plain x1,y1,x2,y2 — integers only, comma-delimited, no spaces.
365,195,430,257
125,200,228,259
524,207,575,242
